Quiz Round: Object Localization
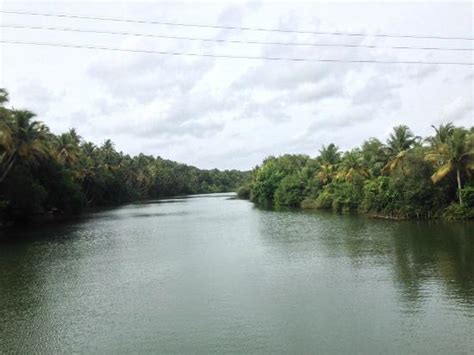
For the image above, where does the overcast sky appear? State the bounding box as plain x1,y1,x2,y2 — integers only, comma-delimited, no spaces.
1,0,473,170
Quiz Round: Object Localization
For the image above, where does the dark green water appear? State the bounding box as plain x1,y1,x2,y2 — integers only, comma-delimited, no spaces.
1,193,473,354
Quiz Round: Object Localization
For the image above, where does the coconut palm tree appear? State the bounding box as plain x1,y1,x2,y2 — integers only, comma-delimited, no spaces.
0,88,8,105
361,138,388,177
316,164,336,185
100,139,119,171
429,122,455,146
0,89,12,161
68,128,81,145
318,143,341,165
0,110,50,184
0,115,12,160
337,149,369,182
81,141,97,157
383,125,420,174
53,132,81,167
386,125,419,153
425,128,474,204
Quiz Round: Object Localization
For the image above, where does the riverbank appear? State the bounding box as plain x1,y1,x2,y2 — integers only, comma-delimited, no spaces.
243,197,474,221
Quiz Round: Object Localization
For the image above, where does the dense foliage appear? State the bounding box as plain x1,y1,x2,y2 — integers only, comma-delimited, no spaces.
244,124,474,220
0,89,249,223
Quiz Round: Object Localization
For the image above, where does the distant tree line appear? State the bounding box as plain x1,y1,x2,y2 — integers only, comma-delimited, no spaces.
239,123,474,220
0,89,249,223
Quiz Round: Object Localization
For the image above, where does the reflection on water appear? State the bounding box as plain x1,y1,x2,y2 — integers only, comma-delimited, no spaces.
258,209,474,307
0,194,473,353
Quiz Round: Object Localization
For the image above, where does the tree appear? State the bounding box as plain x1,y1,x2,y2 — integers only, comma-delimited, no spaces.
0,88,8,105
361,138,387,177
386,125,419,153
428,123,455,146
0,89,12,162
318,143,341,165
0,110,50,184
384,125,420,173
337,149,369,182
53,132,81,167
425,128,474,205
316,163,336,185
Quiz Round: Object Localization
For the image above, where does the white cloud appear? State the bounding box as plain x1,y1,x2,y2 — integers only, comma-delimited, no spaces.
1,0,472,169
441,96,473,124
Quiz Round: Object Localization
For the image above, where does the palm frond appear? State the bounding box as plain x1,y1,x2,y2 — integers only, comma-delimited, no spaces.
431,162,453,183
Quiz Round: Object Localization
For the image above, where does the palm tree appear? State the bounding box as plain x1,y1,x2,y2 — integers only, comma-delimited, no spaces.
316,163,336,185
81,141,97,157
386,125,419,153
425,128,474,204
383,125,420,173
337,149,369,182
53,132,80,167
0,88,8,105
318,143,341,165
100,139,119,171
0,89,12,160
68,128,81,145
0,110,50,184
361,138,388,177
429,123,455,146
0,115,12,160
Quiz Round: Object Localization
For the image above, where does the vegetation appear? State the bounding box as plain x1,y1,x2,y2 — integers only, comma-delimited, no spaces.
244,124,474,220
2,86,472,223
0,89,249,223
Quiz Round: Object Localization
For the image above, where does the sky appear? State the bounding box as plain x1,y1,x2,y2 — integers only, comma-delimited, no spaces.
0,0,473,170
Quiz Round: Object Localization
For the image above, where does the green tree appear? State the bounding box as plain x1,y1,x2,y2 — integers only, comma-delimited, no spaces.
384,125,420,173
428,123,455,146
53,131,81,168
425,128,474,205
337,149,369,182
318,143,341,165
0,110,50,184
361,138,387,177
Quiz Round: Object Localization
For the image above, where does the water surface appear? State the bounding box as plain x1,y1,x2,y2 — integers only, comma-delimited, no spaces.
1,194,473,353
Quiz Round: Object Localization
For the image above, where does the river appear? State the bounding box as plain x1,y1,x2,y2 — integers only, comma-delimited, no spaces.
0,193,473,353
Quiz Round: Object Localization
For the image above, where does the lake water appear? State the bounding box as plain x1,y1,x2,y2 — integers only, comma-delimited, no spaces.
0,193,473,353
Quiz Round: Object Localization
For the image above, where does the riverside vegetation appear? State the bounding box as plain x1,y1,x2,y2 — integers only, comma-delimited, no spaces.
0,89,249,224
1,87,473,223
238,123,474,220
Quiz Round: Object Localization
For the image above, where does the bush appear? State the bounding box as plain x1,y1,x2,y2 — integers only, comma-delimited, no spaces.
331,182,361,212
300,198,317,209
443,203,474,220
274,174,305,207
315,189,334,209
2,164,48,220
361,176,400,214
250,155,309,205
237,185,251,199
460,187,474,208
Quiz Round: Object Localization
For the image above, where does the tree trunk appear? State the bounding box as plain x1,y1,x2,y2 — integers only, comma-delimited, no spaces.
456,166,463,205
0,153,17,184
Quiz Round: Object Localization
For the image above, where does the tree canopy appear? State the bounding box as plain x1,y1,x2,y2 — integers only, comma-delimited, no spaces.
0,89,249,223
243,123,474,220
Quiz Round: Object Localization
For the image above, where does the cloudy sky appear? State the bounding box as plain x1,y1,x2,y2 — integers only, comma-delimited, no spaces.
0,0,472,170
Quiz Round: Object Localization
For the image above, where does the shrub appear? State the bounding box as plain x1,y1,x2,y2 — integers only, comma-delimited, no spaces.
331,182,361,212
361,176,399,214
237,186,251,199
443,203,474,220
274,174,305,207
315,189,334,209
300,198,317,209
460,186,474,208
